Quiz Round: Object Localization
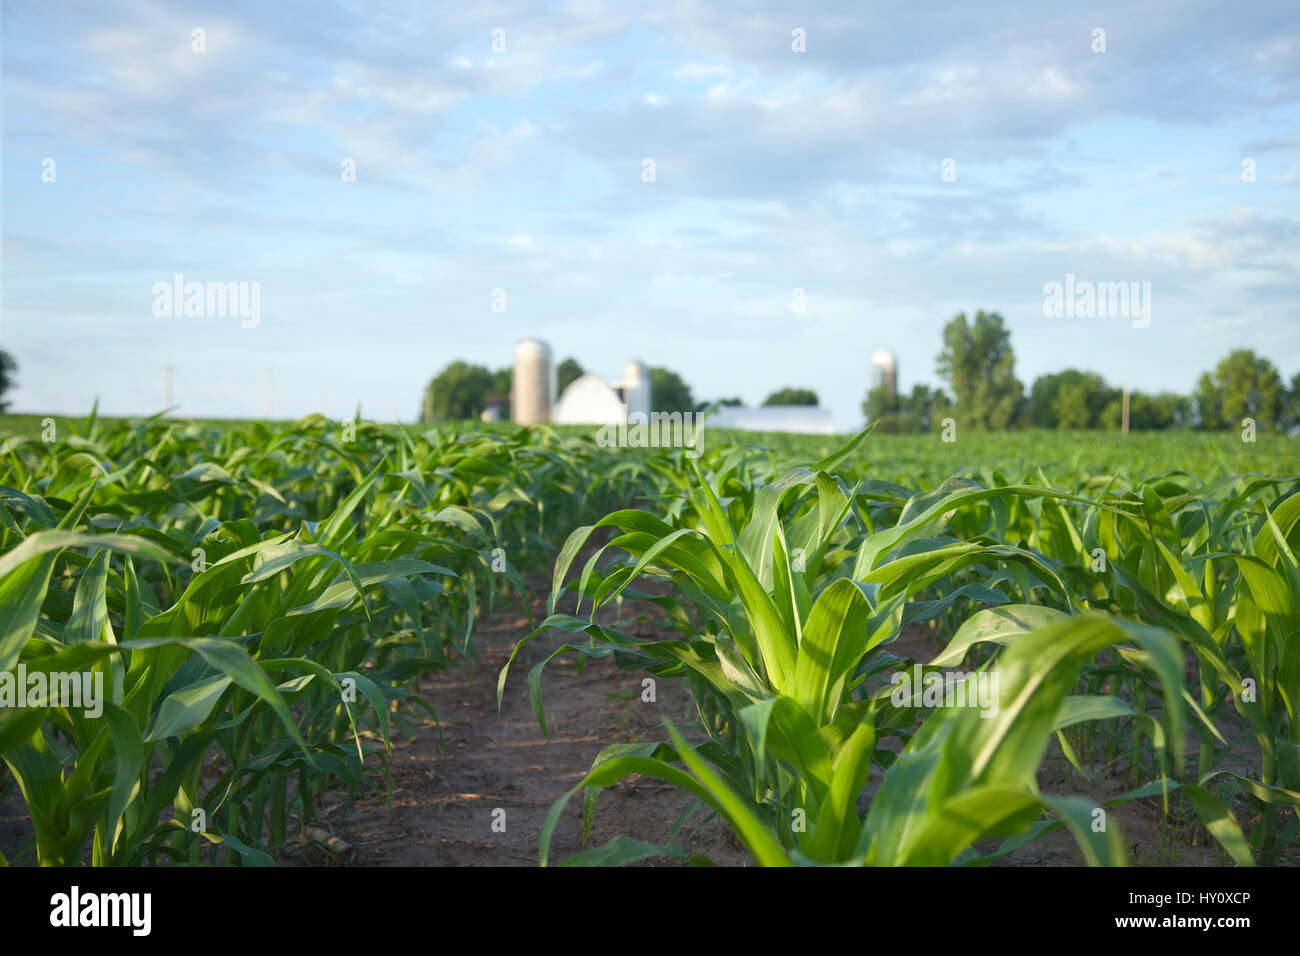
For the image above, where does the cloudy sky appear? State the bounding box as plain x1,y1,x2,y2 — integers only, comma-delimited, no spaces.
3,0,1298,429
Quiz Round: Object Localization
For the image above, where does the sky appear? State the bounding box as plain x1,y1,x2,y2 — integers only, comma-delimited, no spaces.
2,0,1299,431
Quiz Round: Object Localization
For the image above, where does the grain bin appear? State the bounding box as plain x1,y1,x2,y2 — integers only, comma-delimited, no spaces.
512,338,554,424
871,349,897,398
622,360,651,419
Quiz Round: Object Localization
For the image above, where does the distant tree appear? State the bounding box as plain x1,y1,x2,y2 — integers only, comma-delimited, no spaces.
1279,372,1300,435
863,383,950,433
910,385,952,432
1100,391,1192,431
422,361,497,422
1193,350,1285,431
1028,370,1116,429
936,311,1024,430
862,383,898,424
650,366,695,413
556,357,584,395
762,387,818,407
698,396,743,412
1053,383,1093,429
0,349,16,413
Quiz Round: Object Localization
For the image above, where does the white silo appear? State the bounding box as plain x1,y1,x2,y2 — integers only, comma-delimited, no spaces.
871,349,897,398
513,338,554,425
622,360,651,419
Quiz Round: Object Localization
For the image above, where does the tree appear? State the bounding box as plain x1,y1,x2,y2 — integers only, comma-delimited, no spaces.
762,387,818,406
862,383,898,425
935,311,1024,430
556,357,584,396
863,383,950,433
0,349,16,413
1028,370,1116,429
1053,382,1093,429
1100,391,1192,431
1279,372,1300,435
912,385,953,432
1193,350,1285,431
650,366,695,413
422,361,498,422
699,396,743,411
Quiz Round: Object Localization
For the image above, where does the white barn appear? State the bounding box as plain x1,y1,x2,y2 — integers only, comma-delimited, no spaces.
549,360,651,425
551,374,628,424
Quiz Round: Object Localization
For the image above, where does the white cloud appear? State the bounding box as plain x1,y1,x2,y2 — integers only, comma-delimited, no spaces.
670,62,731,80
78,20,247,97
330,61,468,112
556,59,605,81
6,0,1299,428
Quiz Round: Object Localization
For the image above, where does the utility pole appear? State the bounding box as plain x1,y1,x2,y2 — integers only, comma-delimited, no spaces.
1121,386,1130,434
164,366,174,415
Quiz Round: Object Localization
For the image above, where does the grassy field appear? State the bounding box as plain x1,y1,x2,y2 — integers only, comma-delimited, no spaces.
1,412,1297,865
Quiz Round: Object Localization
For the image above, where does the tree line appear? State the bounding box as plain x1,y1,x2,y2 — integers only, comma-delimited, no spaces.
0,349,18,412
863,311,1300,434
3,334,1290,435
420,356,820,422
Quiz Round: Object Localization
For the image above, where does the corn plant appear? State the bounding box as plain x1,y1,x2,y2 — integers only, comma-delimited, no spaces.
507,433,1226,864
0,413,627,865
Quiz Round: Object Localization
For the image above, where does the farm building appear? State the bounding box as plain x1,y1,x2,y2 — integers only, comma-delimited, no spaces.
705,404,836,434
871,349,897,397
512,339,651,426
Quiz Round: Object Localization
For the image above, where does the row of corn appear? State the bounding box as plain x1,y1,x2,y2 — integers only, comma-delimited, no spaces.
513,429,1300,865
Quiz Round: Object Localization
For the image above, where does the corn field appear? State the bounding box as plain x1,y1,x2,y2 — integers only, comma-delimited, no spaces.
1,413,1298,866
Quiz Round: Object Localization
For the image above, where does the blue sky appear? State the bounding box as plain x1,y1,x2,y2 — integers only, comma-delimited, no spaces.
3,0,1298,429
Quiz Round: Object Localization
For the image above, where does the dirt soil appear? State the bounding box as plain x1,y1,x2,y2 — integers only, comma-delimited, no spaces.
309,586,1231,867
310,581,753,866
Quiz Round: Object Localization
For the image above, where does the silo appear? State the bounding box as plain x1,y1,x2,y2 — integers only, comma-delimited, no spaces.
513,338,553,425
871,349,897,398
622,360,651,419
